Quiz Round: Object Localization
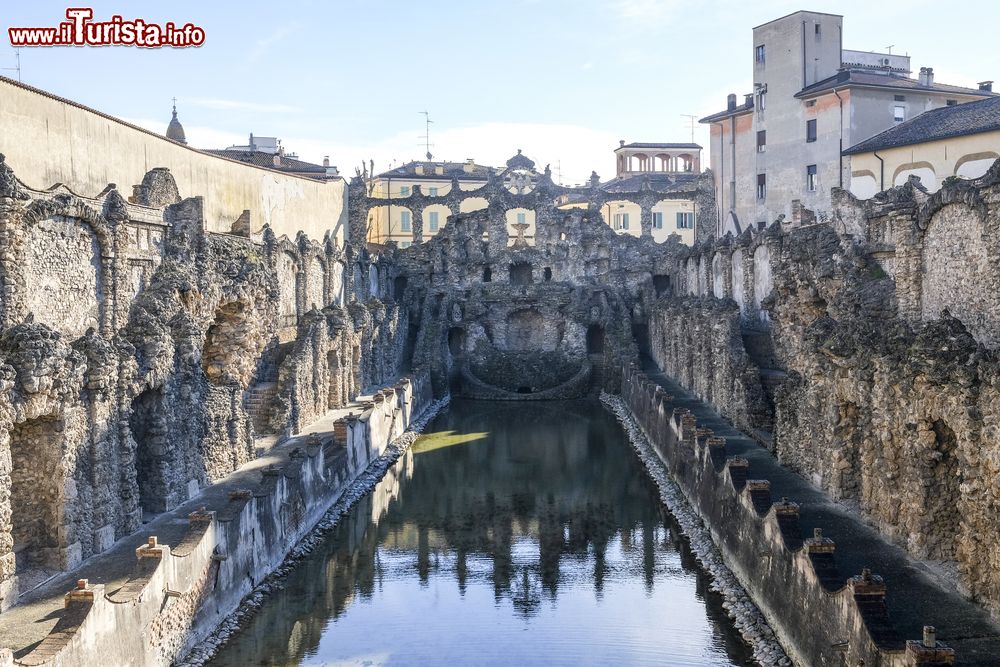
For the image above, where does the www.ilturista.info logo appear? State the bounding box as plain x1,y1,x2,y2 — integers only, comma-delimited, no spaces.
8,8,205,48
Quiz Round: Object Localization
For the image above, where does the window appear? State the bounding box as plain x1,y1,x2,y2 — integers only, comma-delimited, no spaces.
894,94,906,102
516,212,526,225
757,130,766,152
814,23,821,38
622,213,630,230
429,187,439,197
399,240,411,248
757,174,767,200
758,89,767,113
676,212,694,229
429,211,439,232
894,105,906,122
653,212,663,229
612,213,630,230
400,210,411,232
755,44,765,64
947,99,958,106
399,185,410,196
806,164,818,192
806,119,817,143
806,99,817,107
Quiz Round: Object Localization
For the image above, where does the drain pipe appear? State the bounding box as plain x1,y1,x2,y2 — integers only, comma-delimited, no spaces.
833,88,844,188
874,150,885,191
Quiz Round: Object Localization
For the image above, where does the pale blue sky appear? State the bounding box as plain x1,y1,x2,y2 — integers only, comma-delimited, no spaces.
4,1,998,183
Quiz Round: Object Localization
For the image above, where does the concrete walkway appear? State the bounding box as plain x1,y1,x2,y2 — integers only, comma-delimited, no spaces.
0,390,385,659
642,359,1000,666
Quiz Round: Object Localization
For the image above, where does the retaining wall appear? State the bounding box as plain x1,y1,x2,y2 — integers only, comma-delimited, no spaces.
5,371,433,667
621,364,952,667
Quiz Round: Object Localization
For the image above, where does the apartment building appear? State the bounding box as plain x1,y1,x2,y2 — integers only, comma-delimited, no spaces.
700,10,994,235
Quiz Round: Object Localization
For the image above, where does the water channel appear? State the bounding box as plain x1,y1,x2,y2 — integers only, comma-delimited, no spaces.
209,399,754,666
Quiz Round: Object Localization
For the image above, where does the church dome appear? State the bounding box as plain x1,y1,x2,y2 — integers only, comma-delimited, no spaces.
166,102,187,144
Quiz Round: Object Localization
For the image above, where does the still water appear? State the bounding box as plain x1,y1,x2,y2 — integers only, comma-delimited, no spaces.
209,400,753,666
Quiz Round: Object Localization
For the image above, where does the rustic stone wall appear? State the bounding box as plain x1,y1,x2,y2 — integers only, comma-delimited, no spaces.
646,160,1000,618
396,208,664,399
0,156,400,609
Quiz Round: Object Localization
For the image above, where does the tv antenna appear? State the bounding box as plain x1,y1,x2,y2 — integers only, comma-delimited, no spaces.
418,111,434,160
681,114,698,143
2,48,21,82
885,45,894,55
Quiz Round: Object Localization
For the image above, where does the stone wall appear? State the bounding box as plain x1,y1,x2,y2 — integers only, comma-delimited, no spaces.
5,371,433,667
0,156,398,610
620,365,951,667
645,160,1000,618
0,77,347,243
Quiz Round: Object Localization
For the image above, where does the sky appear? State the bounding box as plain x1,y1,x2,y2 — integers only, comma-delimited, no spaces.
3,1,999,185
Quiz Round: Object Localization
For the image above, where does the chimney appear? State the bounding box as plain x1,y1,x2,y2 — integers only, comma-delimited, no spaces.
744,93,754,107
918,67,934,87
619,139,626,147
323,156,330,167
727,93,737,111
980,80,994,92
272,154,281,167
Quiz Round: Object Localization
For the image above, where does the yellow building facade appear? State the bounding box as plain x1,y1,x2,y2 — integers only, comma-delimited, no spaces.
845,95,1000,197
366,160,539,246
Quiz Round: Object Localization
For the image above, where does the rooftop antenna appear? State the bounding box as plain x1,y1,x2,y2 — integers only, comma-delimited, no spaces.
556,160,562,185
418,111,434,160
2,48,21,82
681,114,698,143
885,45,894,55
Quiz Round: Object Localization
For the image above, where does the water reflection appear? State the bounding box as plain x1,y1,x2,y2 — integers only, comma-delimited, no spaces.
209,400,754,666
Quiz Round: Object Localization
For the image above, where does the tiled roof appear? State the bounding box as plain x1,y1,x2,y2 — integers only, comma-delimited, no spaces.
699,100,754,124
600,172,701,193
796,70,994,99
844,95,1000,155
618,142,702,150
204,149,329,176
376,160,498,181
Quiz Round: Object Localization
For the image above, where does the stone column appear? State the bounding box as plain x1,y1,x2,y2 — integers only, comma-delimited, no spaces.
640,203,653,238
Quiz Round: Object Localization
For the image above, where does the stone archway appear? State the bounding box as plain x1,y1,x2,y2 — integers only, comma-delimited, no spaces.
9,416,66,576
327,350,343,409
130,387,170,514
202,301,258,387
586,324,605,354
448,327,465,357
509,262,533,286
923,419,962,561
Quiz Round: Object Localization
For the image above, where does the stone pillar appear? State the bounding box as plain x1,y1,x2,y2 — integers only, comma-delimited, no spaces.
640,203,653,238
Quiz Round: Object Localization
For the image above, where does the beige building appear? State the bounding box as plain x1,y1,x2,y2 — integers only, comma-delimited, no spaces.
844,95,1000,196
369,145,707,246
558,141,704,245
366,159,523,246
700,10,994,236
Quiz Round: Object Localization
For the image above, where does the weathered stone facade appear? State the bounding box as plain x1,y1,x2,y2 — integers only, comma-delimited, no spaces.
356,154,701,402
0,155,400,609
648,159,1000,618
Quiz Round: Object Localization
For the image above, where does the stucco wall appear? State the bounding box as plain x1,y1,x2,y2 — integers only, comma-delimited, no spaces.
0,77,347,242
850,131,1000,197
